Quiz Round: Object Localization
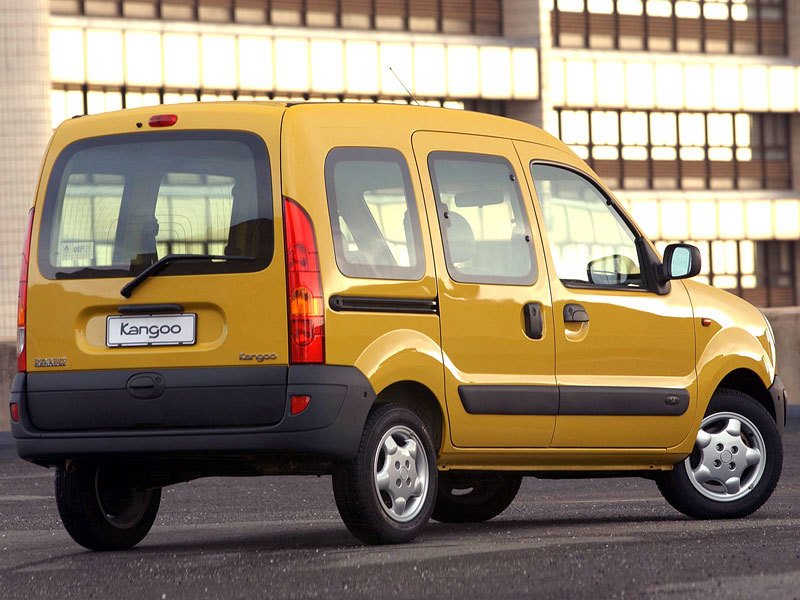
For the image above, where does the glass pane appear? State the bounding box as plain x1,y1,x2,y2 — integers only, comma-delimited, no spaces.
531,164,642,288
40,132,273,279
429,152,537,285
325,148,424,280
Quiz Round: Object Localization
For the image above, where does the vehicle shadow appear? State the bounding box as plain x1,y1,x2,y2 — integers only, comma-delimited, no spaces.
131,512,688,555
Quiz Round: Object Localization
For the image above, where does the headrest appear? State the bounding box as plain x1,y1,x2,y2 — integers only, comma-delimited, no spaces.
443,211,475,265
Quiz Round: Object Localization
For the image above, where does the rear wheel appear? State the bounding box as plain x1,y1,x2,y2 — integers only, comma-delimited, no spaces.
332,403,437,544
657,389,782,519
433,471,522,523
55,461,161,551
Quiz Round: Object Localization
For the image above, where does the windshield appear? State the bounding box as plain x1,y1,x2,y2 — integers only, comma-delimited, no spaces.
38,131,273,280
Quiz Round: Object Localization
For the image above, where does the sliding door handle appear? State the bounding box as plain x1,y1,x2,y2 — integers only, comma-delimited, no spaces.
523,302,544,340
563,303,589,323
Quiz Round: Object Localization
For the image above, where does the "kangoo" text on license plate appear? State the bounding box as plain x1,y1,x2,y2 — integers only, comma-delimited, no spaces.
106,314,197,347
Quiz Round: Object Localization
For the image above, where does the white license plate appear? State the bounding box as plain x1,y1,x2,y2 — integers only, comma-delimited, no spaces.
106,314,197,347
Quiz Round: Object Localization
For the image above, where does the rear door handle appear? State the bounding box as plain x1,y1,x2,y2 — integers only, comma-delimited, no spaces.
563,303,589,323
523,302,544,340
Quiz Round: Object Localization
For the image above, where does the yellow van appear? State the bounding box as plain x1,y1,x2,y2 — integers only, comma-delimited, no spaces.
10,103,786,550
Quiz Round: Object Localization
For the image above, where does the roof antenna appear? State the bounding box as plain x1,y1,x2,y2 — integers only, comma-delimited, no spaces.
388,67,419,106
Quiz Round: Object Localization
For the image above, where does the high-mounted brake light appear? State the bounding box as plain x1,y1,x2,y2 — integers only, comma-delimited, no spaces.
283,197,325,364
17,208,34,373
148,114,178,128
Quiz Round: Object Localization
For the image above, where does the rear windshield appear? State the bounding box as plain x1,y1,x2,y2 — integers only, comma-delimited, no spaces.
38,131,273,280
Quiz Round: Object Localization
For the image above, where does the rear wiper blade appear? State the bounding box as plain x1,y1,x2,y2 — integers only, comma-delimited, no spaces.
120,254,254,298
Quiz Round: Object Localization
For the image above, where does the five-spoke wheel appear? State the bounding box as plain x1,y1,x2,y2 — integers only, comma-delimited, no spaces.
374,426,429,522
657,388,782,519
685,412,766,501
332,403,437,544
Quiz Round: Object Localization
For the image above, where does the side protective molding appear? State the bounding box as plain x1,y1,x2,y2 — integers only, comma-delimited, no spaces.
458,385,690,416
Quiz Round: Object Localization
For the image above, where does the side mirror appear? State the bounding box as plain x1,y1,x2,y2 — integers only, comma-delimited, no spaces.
587,254,638,285
661,243,701,280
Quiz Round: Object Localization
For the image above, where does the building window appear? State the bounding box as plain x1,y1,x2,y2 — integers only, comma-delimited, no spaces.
49,83,471,128
550,109,791,190
51,0,503,35
551,0,787,55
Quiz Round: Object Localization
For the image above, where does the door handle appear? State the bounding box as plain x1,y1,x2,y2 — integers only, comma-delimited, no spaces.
523,302,544,340
563,303,589,323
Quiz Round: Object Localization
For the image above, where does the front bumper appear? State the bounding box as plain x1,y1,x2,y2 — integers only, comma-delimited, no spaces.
769,375,787,436
10,365,375,465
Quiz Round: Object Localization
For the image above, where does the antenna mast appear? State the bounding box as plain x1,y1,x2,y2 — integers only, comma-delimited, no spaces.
388,67,419,106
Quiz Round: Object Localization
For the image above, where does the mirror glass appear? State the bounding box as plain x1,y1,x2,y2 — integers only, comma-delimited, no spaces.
670,246,692,278
587,254,639,285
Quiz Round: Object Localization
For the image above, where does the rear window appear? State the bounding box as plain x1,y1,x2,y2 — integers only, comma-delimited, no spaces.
38,131,273,280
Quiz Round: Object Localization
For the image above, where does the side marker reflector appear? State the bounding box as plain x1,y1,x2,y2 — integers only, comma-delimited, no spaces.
290,395,311,415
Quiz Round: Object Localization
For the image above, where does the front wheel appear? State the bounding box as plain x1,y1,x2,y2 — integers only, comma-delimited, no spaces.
332,403,438,544
55,461,161,551
657,389,782,519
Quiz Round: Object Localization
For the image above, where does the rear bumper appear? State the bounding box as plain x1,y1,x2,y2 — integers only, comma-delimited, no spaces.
10,365,375,465
770,374,787,436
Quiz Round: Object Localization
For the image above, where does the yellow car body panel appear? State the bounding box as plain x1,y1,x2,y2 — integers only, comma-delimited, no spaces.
18,102,781,474
411,131,558,449
26,103,289,373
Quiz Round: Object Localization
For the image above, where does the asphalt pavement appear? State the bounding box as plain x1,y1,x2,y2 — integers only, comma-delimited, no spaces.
1,430,799,599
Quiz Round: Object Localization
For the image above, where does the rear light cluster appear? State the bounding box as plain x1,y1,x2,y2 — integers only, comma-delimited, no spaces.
17,208,34,373
282,197,325,363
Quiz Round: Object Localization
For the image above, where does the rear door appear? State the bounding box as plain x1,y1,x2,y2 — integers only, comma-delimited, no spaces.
27,108,288,377
412,131,557,448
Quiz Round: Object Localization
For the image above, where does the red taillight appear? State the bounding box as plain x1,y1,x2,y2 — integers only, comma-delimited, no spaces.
17,208,34,373
283,197,324,363
9,403,20,423
148,114,178,127
290,395,311,415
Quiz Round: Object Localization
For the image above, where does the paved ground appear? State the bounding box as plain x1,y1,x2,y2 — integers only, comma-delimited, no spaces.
0,431,799,599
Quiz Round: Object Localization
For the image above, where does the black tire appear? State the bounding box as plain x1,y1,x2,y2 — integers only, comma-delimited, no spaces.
55,461,161,551
432,471,522,523
657,388,782,519
332,403,438,544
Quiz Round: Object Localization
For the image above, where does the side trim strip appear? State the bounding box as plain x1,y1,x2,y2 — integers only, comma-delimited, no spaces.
329,295,438,315
457,385,690,416
459,385,559,415
558,386,690,416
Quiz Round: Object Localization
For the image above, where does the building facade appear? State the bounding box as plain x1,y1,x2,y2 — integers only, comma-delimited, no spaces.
0,0,798,337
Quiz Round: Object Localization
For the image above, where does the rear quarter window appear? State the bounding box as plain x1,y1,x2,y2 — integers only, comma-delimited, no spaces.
38,131,273,279
324,147,425,281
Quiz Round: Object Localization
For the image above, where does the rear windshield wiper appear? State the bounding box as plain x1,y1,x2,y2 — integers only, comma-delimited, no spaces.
120,254,255,298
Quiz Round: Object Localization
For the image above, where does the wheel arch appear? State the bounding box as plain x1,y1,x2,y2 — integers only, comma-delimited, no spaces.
374,380,446,452
716,368,775,422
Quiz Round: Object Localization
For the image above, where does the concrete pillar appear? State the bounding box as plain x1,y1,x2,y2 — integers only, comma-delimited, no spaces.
0,0,51,338
792,114,800,193
503,0,548,127
788,0,800,60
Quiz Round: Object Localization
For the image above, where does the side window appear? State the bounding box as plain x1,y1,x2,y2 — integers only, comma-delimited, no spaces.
531,164,642,288
325,147,424,280
428,152,536,285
